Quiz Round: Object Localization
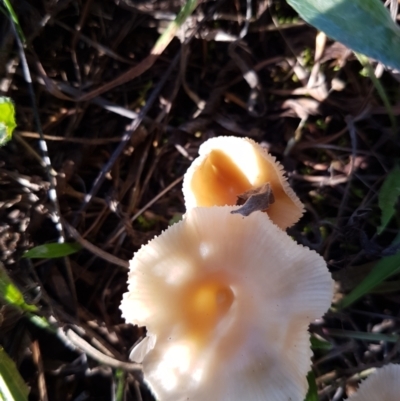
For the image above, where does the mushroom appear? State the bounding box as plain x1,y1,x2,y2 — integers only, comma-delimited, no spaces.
182,136,304,229
120,206,333,401
345,364,400,401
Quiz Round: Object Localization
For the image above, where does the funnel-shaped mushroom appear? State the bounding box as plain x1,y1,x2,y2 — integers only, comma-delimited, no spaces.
182,136,304,229
120,206,333,401
345,364,400,401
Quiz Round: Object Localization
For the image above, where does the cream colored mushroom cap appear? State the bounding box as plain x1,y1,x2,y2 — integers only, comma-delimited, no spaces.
120,206,333,401
345,364,400,401
182,136,305,229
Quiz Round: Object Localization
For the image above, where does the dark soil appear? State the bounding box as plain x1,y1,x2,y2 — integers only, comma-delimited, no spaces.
1,1,400,400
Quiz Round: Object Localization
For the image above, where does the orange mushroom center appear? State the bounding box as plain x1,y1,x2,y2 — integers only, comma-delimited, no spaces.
191,150,252,206
181,278,235,343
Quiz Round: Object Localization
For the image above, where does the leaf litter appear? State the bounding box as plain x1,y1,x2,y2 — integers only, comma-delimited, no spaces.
0,0,400,400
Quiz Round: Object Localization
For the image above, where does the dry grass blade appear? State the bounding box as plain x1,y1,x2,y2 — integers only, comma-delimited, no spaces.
63,219,129,270
73,0,200,102
65,328,141,372
72,52,181,222
1,0,400,399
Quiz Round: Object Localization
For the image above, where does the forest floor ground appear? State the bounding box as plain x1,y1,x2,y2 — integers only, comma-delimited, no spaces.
1,1,400,400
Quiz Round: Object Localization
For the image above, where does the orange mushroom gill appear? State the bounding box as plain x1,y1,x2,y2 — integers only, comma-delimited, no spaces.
190,149,252,206
180,276,235,344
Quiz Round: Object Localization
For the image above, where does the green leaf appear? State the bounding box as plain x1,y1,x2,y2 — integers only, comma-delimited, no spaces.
28,314,56,333
310,336,333,351
378,165,400,234
114,369,125,401
304,371,318,401
0,263,37,312
286,0,400,70
155,0,199,51
324,329,399,343
0,97,17,146
0,348,29,401
339,251,400,309
355,54,396,133
23,242,82,259
169,213,183,226
2,0,25,42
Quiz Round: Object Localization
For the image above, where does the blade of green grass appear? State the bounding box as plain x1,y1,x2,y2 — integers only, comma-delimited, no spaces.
154,0,199,51
325,329,399,343
0,263,37,312
286,0,400,70
0,97,17,146
377,165,400,234
0,348,29,401
169,213,183,226
310,336,333,351
28,314,57,333
114,369,125,401
371,280,400,294
304,371,318,401
2,0,25,42
339,251,400,309
355,53,396,133
22,242,82,259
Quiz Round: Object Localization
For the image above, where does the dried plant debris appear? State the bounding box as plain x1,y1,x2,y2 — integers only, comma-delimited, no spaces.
0,0,400,400
231,182,275,216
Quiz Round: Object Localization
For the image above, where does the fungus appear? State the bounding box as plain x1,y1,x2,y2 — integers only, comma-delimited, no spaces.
345,364,400,401
120,206,333,401
182,136,304,229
